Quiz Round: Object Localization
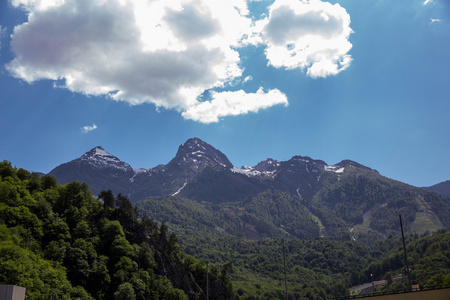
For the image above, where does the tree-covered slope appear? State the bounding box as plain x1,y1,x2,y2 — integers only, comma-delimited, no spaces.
308,164,450,239
137,190,320,241
179,167,267,205
135,162,450,299
353,230,450,294
161,229,450,300
3,158,448,300
0,160,233,300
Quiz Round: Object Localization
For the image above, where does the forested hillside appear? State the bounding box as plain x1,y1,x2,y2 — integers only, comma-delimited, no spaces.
309,166,449,238
173,165,449,242
136,189,450,299
137,190,320,241
1,159,449,300
0,161,232,300
158,229,450,299
359,230,450,293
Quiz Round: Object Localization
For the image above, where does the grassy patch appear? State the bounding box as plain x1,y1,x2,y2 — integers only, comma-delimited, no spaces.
306,208,325,237
411,212,443,234
411,197,443,234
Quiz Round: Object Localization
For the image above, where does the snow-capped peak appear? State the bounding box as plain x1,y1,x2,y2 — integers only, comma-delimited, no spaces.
171,138,233,170
80,146,133,172
81,146,112,159
93,146,109,156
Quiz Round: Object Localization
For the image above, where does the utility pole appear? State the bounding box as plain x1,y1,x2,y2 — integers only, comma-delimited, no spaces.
371,274,375,292
282,239,288,300
399,215,412,290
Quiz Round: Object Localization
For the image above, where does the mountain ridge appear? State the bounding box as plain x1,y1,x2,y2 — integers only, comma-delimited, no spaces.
49,138,379,203
47,137,450,241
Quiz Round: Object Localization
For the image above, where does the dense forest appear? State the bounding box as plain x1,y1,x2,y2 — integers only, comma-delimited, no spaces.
137,190,450,299
164,230,450,299
136,190,320,240
1,160,449,300
0,161,232,299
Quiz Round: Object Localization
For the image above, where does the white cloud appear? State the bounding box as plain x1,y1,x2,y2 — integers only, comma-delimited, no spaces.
81,123,98,133
6,0,352,123
255,0,353,77
11,0,65,11
182,88,288,123
423,0,433,5
430,18,442,23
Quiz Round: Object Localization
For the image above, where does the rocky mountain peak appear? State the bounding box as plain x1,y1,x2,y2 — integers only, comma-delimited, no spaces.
335,159,377,173
81,146,109,158
289,155,327,166
170,138,233,170
79,146,133,172
251,158,281,172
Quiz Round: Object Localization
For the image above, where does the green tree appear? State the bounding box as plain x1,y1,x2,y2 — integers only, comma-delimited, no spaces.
41,175,58,190
160,220,168,240
99,190,115,210
116,193,137,219
28,172,41,192
0,237,71,299
17,168,30,181
43,216,71,245
0,160,15,179
114,282,136,300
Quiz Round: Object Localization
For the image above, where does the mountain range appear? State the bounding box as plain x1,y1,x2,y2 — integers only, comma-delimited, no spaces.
48,138,375,203
49,138,233,202
48,137,450,241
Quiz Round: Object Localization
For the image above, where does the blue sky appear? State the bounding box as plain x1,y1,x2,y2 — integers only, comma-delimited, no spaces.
0,0,449,187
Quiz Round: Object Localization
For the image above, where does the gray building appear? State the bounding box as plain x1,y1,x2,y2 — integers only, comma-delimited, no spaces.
0,285,26,300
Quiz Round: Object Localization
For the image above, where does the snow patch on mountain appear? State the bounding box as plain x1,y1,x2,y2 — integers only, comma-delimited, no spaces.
214,159,227,168
324,165,345,173
231,167,277,178
191,150,205,156
172,182,187,196
133,168,151,174
231,167,261,176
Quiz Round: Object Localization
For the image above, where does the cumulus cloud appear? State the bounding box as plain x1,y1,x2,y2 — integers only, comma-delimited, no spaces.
255,0,353,77
81,123,98,133
6,0,352,122
182,88,288,123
